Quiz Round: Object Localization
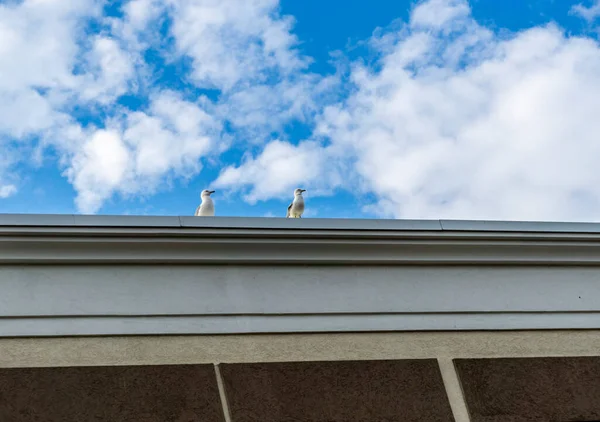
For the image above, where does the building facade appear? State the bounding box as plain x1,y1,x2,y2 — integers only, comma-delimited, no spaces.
1,214,600,421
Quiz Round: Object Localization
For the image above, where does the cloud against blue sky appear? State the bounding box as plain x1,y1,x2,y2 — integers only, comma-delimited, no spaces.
1,0,600,221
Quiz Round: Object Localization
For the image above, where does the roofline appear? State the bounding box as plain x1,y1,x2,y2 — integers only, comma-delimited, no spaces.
2,214,600,265
2,213,600,233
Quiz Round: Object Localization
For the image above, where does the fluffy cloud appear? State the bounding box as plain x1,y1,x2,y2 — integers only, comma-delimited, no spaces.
168,0,329,143
571,1,600,22
409,0,470,29
228,0,600,221
67,129,130,213
0,149,17,199
217,74,339,141
331,5,600,220
0,184,17,199
0,0,312,212
123,0,164,31
4,0,600,221
78,36,137,104
66,90,220,213
214,140,335,202
168,0,307,91
0,1,98,137
0,0,141,210
0,0,101,197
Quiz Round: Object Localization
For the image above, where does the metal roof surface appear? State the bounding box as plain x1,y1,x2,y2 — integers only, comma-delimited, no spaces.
1,213,600,233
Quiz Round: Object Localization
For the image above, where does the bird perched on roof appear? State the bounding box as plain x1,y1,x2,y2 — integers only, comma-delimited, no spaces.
286,188,306,218
195,190,215,216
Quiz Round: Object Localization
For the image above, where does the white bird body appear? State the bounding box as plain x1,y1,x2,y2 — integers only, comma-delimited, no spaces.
195,190,215,216
286,188,306,218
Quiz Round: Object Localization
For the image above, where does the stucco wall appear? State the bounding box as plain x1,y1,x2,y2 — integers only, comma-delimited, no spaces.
1,331,600,422
1,331,599,368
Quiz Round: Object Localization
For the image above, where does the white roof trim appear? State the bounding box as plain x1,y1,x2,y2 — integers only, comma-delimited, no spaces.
3,213,600,232
1,214,600,264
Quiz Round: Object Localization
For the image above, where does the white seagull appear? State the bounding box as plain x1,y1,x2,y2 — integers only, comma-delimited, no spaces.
286,188,306,218
195,189,216,216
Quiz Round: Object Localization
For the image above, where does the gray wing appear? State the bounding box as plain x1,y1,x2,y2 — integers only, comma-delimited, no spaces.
286,202,292,218
194,205,201,216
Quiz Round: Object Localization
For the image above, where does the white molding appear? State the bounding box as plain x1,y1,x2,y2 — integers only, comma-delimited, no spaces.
4,312,600,337
2,215,600,264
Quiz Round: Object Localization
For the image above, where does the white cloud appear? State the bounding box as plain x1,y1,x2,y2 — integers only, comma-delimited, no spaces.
5,0,600,223
217,74,338,142
0,0,99,139
67,129,130,214
214,140,334,203
124,0,164,30
0,0,334,212
0,0,228,212
0,0,139,207
0,184,17,198
166,0,327,144
0,90,65,138
79,36,137,104
123,91,218,179
108,0,165,52
410,0,470,30
65,90,220,213
0,1,99,93
168,0,307,91
571,1,600,22
0,0,103,204
220,0,600,222
315,0,600,221
0,146,18,199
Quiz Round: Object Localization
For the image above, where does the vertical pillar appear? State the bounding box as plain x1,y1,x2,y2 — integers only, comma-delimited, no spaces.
438,358,471,422
214,363,233,422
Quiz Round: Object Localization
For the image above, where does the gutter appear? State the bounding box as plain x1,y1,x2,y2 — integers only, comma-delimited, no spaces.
1,214,600,265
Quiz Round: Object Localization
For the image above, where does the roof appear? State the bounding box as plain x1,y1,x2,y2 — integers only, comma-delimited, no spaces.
3,213,600,336
1,213,600,233
1,213,600,265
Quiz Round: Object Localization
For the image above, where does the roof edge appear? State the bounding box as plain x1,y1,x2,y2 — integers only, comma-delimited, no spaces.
1,231,600,266
2,213,600,233
3,214,600,265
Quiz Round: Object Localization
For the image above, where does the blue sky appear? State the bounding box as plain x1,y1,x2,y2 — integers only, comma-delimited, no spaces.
2,0,600,220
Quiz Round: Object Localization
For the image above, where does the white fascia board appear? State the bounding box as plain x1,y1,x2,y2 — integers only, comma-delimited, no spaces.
1,214,600,264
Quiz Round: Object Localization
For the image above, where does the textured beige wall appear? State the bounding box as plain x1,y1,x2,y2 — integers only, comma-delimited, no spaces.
3,331,599,422
0,330,599,368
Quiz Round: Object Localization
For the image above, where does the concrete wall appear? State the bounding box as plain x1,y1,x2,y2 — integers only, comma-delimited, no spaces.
2,331,600,368
2,331,600,422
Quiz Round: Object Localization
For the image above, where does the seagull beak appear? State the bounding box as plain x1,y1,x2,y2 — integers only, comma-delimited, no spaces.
300,189,306,192
209,190,216,194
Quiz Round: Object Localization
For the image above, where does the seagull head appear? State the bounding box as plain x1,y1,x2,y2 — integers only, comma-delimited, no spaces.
294,188,306,196
201,189,215,198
